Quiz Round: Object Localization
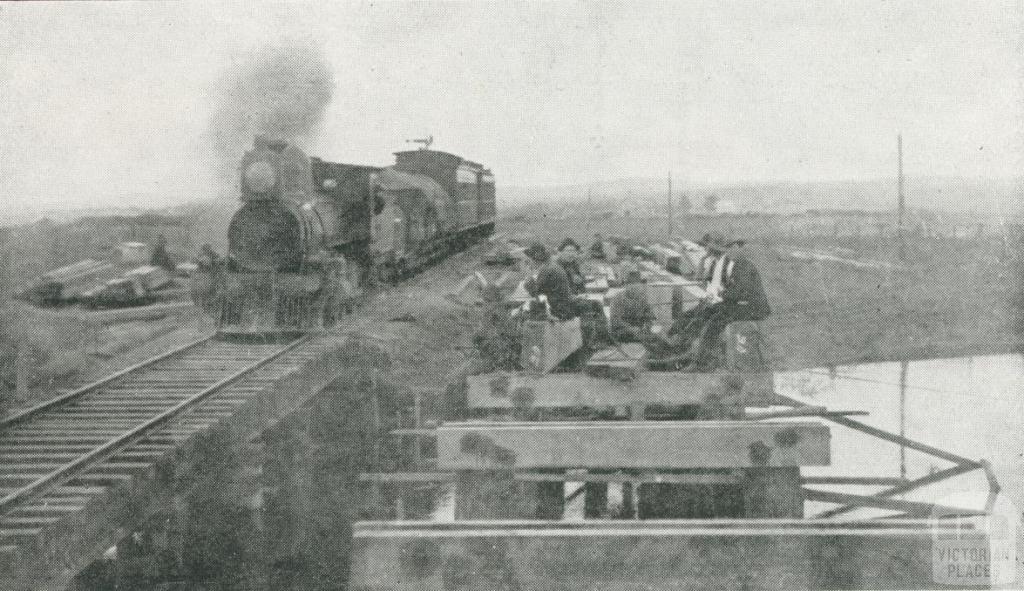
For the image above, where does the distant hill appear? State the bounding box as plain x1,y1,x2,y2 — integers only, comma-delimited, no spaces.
499,176,1023,216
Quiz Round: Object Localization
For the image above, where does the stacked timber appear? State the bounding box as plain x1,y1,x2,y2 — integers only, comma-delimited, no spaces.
124,265,172,291
20,259,116,305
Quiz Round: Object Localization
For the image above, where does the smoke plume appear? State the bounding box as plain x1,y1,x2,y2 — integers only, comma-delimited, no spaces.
207,41,335,185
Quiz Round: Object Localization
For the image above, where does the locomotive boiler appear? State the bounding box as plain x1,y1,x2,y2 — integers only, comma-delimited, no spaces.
212,136,495,333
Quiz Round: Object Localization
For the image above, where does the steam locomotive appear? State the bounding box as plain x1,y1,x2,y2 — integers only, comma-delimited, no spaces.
210,136,495,333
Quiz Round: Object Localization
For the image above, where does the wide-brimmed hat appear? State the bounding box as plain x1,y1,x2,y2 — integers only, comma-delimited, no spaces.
523,243,550,263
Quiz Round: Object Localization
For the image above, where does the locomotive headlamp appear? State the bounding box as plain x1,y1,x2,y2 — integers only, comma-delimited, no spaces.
244,161,276,193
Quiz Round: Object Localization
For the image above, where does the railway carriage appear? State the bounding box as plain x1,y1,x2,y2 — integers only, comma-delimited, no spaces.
208,136,495,333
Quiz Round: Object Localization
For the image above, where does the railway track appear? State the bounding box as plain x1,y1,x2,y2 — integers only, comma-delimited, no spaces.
0,333,325,557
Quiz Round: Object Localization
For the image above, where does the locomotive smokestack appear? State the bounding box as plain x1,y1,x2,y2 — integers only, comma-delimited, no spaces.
207,42,335,190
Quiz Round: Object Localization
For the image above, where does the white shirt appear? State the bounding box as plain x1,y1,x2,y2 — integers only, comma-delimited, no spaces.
706,255,734,303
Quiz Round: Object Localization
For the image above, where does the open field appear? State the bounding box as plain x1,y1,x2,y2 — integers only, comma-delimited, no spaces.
2,203,1021,416
501,207,1023,370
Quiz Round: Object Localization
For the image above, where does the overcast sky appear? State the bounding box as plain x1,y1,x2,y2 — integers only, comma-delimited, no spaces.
1,1,1021,211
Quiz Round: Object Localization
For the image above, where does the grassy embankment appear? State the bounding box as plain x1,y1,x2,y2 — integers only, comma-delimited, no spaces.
0,214,213,414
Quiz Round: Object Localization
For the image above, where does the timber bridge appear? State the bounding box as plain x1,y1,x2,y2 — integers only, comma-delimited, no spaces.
0,242,1004,590
0,331,387,590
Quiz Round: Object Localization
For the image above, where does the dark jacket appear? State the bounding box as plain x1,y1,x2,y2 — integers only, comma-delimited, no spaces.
526,262,575,320
721,255,770,321
559,259,587,295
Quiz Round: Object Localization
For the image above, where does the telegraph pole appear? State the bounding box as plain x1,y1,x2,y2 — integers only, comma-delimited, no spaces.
667,172,674,237
899,360,908,479
896,135,908,479
897,134,906,261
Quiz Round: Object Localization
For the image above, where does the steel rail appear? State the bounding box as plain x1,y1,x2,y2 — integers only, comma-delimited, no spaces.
0,335,215,429
0,335,309,513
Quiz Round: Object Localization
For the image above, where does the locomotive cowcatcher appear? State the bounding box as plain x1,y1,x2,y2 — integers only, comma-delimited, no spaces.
204,136,496,334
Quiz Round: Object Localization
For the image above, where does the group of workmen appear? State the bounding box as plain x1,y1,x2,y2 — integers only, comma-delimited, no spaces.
519,231,771,370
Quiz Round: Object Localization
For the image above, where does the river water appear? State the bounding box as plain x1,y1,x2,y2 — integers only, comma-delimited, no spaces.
775,354,1024,521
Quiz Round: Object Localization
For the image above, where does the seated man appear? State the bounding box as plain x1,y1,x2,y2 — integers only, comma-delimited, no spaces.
557,238,587,294
695,233,717,281
609,269,656,344
523,243,576,320
659,233,770,370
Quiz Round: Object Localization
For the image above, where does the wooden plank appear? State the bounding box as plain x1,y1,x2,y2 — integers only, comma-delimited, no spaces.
514,472,743,485
746,407,867,420
359,472,455,483
390,428,437,437
352,517,970,535
801,476,909,486
466,371,780,409
436,421,830,470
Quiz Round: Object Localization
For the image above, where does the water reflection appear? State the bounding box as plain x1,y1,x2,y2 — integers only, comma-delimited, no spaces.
775,354,1024,517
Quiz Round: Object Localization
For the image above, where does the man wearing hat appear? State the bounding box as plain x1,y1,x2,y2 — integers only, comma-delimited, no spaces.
695,232,719,282
661,232,770,369
523,243,576,320
703,232,732,302
556,238,587,294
